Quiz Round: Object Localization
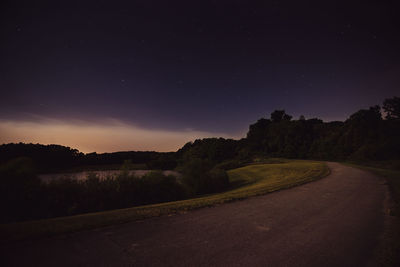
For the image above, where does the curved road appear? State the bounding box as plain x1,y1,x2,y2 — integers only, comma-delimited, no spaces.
2,162,389,266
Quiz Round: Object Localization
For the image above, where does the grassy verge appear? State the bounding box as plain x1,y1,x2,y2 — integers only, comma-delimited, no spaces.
344,162,400,266
0,160,328,243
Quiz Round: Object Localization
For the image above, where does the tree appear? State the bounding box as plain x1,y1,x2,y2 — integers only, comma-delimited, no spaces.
383,96,400,120
270,110,292,122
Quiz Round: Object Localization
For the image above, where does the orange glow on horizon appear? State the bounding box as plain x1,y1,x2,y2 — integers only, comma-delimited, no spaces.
0,119,238,153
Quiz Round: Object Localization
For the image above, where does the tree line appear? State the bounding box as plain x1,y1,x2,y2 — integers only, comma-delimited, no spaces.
244,97,399,162
0,144,176,173
0,96,399,223
1,96,398,172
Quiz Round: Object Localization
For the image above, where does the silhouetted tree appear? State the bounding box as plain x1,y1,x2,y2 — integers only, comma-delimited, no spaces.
383,96,400,120
271,110,292,122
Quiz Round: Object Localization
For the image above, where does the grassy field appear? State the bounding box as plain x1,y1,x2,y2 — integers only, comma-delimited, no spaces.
0,160,329,243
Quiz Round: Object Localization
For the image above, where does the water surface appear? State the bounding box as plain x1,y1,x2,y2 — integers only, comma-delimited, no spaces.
39,170,180,183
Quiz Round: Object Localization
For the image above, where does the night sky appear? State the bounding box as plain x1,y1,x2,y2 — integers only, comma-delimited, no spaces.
1,1,399,152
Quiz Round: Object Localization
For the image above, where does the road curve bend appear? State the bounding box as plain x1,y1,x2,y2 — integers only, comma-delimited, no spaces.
2,162,388,266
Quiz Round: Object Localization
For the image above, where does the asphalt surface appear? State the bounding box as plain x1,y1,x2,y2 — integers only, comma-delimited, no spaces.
2,162,388,266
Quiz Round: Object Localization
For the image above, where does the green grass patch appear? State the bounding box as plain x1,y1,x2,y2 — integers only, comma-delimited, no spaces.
250,157,291,164
0,160,328,243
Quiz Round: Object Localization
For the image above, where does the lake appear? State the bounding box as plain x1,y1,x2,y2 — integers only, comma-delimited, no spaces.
39,170,180,183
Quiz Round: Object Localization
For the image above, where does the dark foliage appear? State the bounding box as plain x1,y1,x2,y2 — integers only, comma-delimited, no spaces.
383,96,400,120
0,144,83,173
271,109,292,122
180,158,229,195
177,138,239,165
0,143,173,173
146,153,178,170
83,151,162,167
0,158,42,222
0,162,186,223
1,96,399,223
245,99,400,161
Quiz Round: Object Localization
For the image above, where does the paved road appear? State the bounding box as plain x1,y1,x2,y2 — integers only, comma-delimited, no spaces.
2,162,388,266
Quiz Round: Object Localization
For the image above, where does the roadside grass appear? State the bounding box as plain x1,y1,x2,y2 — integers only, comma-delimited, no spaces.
344,162,400,266
252,157,291,164
0,160,329,243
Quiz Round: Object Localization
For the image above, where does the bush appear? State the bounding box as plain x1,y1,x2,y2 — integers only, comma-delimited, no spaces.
207,167,230,193
0,157,41,222
181,158,230,195
1,166,187,223
140,171,186,203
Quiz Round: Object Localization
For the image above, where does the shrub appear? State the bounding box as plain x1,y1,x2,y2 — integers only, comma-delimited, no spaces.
1,165,187,223
181,158,230,195
0,157,41,222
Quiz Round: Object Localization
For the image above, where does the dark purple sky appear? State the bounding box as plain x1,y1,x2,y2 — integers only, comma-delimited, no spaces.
1,1,399,151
